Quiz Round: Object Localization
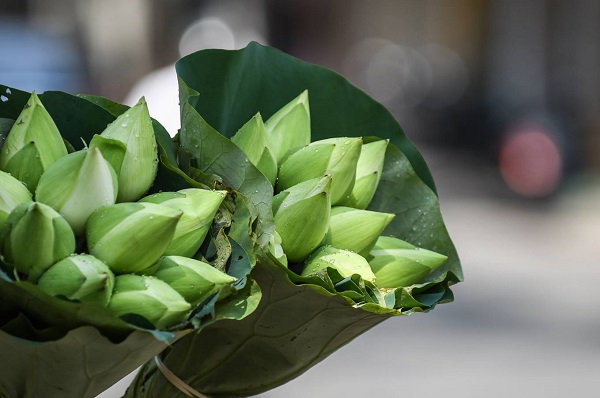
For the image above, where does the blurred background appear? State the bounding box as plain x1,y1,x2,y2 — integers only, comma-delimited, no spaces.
1,1,599,397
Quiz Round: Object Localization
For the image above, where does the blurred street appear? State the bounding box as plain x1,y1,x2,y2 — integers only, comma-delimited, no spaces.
100,150,600,398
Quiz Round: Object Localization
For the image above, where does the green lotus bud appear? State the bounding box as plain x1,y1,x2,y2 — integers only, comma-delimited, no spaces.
264,90,310,163
37,254,115,307
0,170,32,227
139,188,226,258
88,134,127,175
273,176,331,263
153,256,237,306
35,147,118,234
86,202,182,274
369,236,448,288
97,97,158,202
0,92,68,191
302,245,376,283
231,113,278,185
1,201,75,282
107,274,191,330
338,139,388,209
322,206,395,256
276,137,362,205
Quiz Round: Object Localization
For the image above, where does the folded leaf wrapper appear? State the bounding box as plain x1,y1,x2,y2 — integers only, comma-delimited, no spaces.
125,43,462,397
0,87,261,398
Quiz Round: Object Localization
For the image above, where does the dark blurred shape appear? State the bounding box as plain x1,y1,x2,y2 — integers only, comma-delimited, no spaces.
0,0,28,15
0,19,85,93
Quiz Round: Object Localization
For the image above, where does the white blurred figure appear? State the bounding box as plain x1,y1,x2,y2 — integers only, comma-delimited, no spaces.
124,1,267,137
124,65,180,136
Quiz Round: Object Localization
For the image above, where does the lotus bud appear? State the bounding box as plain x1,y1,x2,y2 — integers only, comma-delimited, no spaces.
266,230,288,268
37,254,115,307
276,137,362,205
153,256,237,306
0,170,32,227
97,97,158,202
107,274,191,330
369,236,448,288
86,202,182,274
264,90,311,163
339,139,388,209
301,245,376,283
1,201,75,282
35,147,118,234
322,206,395,257
273,176,331,263
231,113,278,185
139,188,226,258
0,92,68,191
88,134,127,175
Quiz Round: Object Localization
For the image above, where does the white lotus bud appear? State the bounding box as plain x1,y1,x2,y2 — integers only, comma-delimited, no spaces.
36,147,118,234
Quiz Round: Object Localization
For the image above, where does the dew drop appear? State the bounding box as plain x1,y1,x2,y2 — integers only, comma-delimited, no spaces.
0,95,7,102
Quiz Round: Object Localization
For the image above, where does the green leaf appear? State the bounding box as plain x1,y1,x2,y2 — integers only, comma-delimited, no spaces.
77,93,130,117
178,100,275,248
0,118,14,150
0,276,158,341
175,42,437,193
0,325,183,398
0,86,116,150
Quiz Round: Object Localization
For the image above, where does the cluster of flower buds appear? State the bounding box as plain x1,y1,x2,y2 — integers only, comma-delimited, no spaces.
0,93,236,329
231,90,448,292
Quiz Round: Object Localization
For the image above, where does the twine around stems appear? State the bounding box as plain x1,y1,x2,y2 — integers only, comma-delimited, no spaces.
154,355,209,398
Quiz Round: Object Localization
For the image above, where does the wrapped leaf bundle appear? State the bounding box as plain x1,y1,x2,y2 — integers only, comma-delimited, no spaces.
0,88,262,397
126,43,462,397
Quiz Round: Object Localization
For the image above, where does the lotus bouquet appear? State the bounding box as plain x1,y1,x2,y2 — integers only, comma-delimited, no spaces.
0,42,462,398
125,43,462,397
